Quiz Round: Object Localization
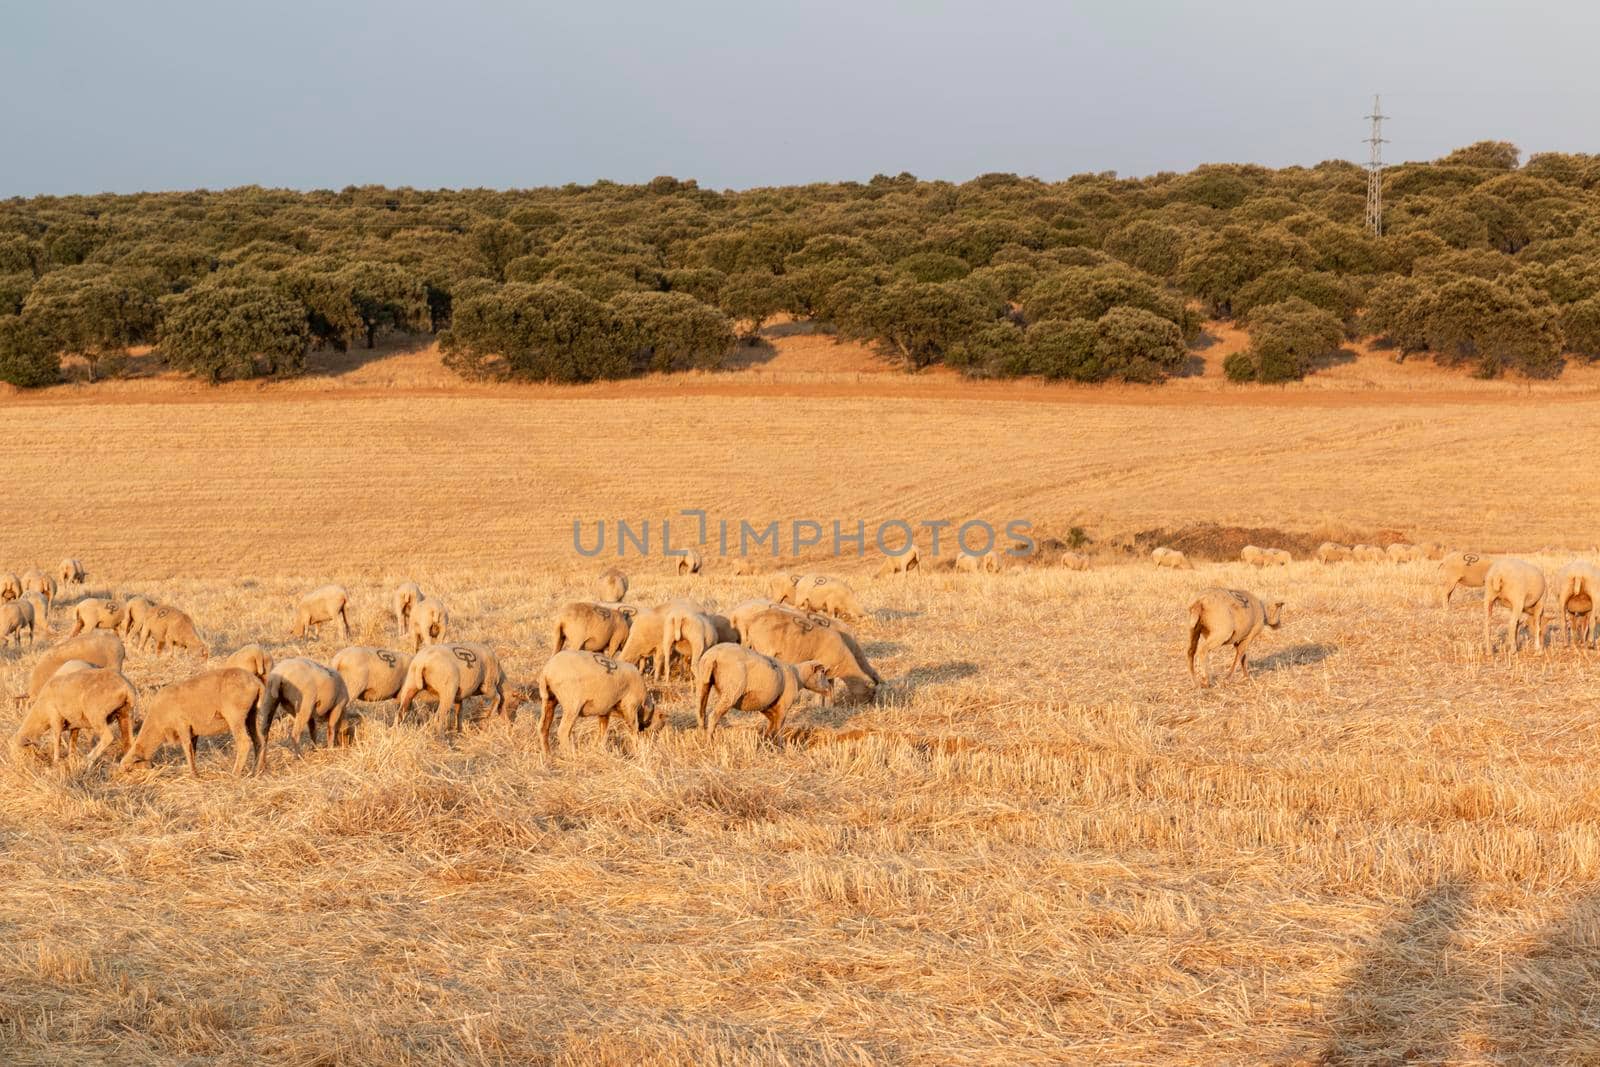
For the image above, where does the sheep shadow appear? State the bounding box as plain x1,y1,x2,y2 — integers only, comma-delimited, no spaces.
1252,642,1337,675
896,661,980,697
862,641,906,659
873,608,923,622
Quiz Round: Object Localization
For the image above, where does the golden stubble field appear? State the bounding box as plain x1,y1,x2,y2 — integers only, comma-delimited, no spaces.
4,350,1600,1064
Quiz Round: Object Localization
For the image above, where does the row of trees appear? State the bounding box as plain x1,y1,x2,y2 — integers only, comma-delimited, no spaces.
4,141,1600,387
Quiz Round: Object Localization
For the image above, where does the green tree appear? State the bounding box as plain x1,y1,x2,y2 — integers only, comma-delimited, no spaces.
1437,141,1521,171
1231,298,1345,383
1560,296,1600,357
608,290,736,372
1091,306,1188,382
442,282,630,382
1021,318,1097,379
855,279,997,369
22,267,160,380
717,272,796,340
337,261,430,348
0,315,59,387
470,219,529,282
157,285,310,382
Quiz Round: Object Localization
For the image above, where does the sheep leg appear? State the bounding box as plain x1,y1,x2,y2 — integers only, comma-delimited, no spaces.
50,720,64,766
326,702,345,749
595,712,611,751
118,708,133,754
228,718,252,776
181,729,200,778
84,722,117,769
558,700,586,754
708,694,736,735
764,703,785,740
1484,597,1497,654
538,692,557,755
288,699,310,757
339,608,351,640
1529,604,1544,653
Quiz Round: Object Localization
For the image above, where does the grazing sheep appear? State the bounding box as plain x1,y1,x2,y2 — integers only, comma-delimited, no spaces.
706,612,739,645
1483,558,1547,654
1440,552,1493,607
222,643,275,681
1154,548,1195,571
552,601,635,655
58,558,86,585
955,550,1002,574
616,600,701,674
406,597,449,651
1350,544,1382,562
144,605,210,658
597,568,629,602
14,666,137,768
1315,542,1353,563
396,642,507,734
291,584,351,640
676,548,703,575
68,597,122,638
728,598,780,641
1415,542,1447,561
1385,542,1417,563
262,658,351,759
392,581,423,637
0,600,34,649
536,650,655,754
1240,545,1267,566
0,573,19,600
731,558,757,576
120,667,266,778
1264,548,1291,566
119,596,155,648
21,570,56,610
875,547,920,576
1186,587,1285,687
791,574,864,619
765,572,803,604
25,633,126,703
1059,551,1091,572
695,642,830,738
657,606,720,681
331,646,413,711
10,659,97,756
1553,561,1600,648
740,607,880,704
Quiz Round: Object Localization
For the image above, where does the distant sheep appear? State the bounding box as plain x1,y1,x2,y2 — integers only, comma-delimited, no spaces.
222,643,275,681
875,547,920,576
331,646,414,713
553,601,635,655
792,574,863,619
677,548,703,575
406,596,449,651
1415,542,1447,561
262,657,351,758
396,642,507,733
25,633,126,703
145,605,210,658
0,573,19,600
1186,587,1284,687
1153,548,1195,571
955,550,1001,574
695,642,830,738
1352,544,1385,563
21,570,56,610
765,573,802,604
68,597,122,638
21,593,50,639
1553,561,1600,648
1440,552,1493,607
0,600,34,649
1263,548,1291,567
597,568,629,602
1240,545,1267,566
120,667,266,777
1386,543,1424,563
731,558,757,576
1482,558,1546,654
119,596,155,648
616,600,701,675
58,558,86,585
536,650,655,754
1059,551,1091,572
1315,543,1353,563
392,581,423,637
13,665,137,768
657,606,720,681
291,584,351,640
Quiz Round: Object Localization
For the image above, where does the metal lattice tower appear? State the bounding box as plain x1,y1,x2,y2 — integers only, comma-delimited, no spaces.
1364,94,1388,236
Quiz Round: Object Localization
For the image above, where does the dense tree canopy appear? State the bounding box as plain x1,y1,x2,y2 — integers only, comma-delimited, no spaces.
3,144,1600,387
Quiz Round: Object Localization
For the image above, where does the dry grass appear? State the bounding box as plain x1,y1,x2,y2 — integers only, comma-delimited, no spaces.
3,343,1600,1063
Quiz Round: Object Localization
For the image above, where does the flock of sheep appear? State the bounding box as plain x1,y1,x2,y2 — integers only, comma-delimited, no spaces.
0,560,886,777
1171,539,1593,687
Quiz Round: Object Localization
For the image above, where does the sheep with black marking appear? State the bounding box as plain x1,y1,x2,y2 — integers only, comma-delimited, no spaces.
396,642,507,734
536,650,655,754
1186,588,1284,688
553,601,635,655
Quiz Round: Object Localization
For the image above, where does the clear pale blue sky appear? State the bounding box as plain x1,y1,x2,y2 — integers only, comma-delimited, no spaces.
3,0,1596,196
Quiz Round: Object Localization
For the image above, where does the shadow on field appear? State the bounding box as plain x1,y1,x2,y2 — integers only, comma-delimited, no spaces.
1486,889,1600,1058
874,607,924,622
863,641,906,659
1320,880,1473,1062
1253,642,1337,674
897,661,980,695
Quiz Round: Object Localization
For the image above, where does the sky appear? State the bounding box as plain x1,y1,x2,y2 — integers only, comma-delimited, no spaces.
3,0,1598,196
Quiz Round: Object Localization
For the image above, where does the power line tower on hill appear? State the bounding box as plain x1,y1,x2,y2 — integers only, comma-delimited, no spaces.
1364,94,1387,236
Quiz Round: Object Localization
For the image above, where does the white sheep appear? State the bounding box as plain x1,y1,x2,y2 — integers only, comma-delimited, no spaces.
1186,587,1285,687
1482,558,1546,654
392,581,424,637
694,642,830,738
405,596,449,651
536,650,655,754
291,584,351,640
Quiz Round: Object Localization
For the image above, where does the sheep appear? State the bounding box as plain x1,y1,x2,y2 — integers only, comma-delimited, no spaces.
1240,545,1267,566
406,596,449,651
392,581,423,637
765,572,803,604
144,605,210,657
395,642,507,734
0,573,19,600
1264,548,1291,566
262,658,351,759
875,546,920,576
22,592,50,636
1186,588,1285,687
1352,544,1386,563
58,558,85,585
1153,548,1195,570
616,600,701,674
597,568,629,602
222,643,275,681
955,550,1002,574
676,548,703,575
331,646,414,714
706,612,739,645
1440,551,1493,607
1315,542,1353,563
1059,551,1091,572
1553,561,1600,648
657,606,720,681
731,558,757,576
1415,541,1447,561
291,584,351,640
0,600,34,649
536,650,655,755
120,667,267,778
552,601,635,655
119,596,155,648
694,643,830,738
1385,542,1416,563
1483,558,1547,654
10,659,99,757
728,598,780,641
792,574,864,619
14,666,137,768
24,633,126,703
68,597,122,638
21,570,56,610
740,607,880,703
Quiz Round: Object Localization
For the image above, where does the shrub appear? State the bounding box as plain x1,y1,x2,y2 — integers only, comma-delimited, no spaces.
1560,295,1600,357
1021,318,1097,380
855,279,998,369
608,291,736,372
1092,306,1188,382
157,285,310,382
0,315,60,387
717,272,796,339
442,282,629,383
1232,298,1345,383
